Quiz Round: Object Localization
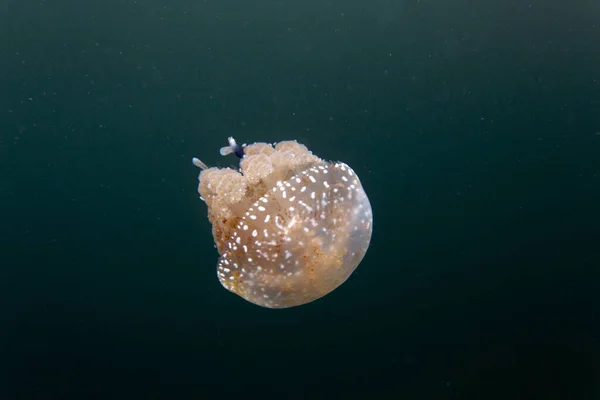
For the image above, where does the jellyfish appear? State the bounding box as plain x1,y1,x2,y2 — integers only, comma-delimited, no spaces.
192,137,373,308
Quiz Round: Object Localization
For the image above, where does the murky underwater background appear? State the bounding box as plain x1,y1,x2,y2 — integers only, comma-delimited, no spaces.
1,0,599,398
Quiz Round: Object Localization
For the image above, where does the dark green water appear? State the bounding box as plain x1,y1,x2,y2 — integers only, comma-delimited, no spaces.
1,0,599,398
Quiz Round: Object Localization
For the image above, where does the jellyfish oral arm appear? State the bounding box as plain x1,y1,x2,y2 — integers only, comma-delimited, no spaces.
192,157,208,170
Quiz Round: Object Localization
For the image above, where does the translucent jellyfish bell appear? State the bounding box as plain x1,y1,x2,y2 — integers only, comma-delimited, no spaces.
193,138,373,309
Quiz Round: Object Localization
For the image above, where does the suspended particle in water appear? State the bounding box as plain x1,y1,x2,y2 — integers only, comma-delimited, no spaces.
192,137,373,309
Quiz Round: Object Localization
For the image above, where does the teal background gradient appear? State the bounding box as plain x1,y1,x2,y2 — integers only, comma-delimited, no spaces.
1,0,599,398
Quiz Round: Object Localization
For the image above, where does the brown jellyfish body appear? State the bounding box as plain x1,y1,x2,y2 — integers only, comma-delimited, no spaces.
193,137,372,309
